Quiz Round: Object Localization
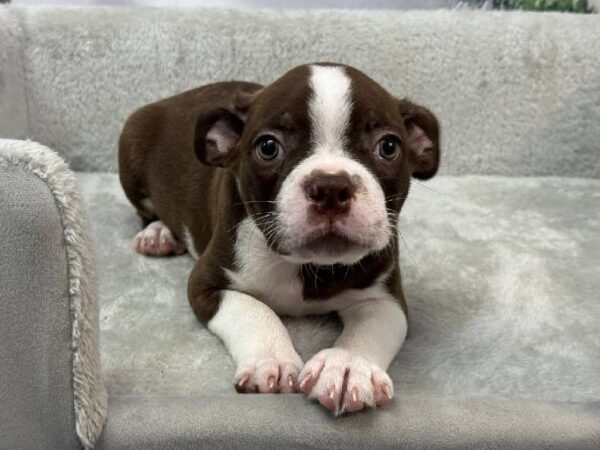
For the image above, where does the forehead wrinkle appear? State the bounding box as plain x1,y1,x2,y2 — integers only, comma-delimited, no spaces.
308,65,353,156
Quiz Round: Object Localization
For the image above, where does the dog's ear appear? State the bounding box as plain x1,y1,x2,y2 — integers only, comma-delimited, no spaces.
194,85,262,167
397,98,441,179
194,108,244,167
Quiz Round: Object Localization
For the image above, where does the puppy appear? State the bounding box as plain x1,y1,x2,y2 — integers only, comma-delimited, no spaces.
119,63,440,414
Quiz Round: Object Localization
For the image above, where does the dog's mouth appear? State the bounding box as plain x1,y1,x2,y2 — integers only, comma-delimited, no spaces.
301,232,356,254
286,228,369,265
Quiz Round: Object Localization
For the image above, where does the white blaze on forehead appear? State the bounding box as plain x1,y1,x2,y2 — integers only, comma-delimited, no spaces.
308,65,352,155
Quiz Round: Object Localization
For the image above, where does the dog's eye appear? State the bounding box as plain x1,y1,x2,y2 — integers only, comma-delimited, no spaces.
256,136,283,161
375,135,401,161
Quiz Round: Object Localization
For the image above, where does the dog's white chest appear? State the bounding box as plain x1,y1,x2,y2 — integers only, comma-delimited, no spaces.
225,219,338,316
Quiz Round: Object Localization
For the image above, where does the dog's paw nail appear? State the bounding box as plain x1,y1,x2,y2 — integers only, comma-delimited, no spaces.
299,373,312,389
237,374,249,389
382,385,392,399
351,387,359,402
236,358,302,394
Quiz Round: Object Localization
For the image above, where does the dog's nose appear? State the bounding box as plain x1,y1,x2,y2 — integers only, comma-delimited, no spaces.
304,171,356,216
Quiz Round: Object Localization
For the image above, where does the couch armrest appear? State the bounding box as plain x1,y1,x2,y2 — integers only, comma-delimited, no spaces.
0,139,107,449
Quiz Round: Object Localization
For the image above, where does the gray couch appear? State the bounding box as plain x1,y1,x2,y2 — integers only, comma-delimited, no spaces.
1,5,599,449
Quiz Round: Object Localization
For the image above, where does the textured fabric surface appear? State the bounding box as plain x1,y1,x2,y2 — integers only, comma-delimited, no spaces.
76,172,600,403
1,6,599,176
0,7,29,139
0,161,78,449
97,395,600,449
0,140,107,449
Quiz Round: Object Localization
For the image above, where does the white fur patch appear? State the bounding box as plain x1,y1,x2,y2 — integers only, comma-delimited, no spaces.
225,218,377,316
225,218,305,315
183,225,199,260
226,218,399,321
224,219,338,315
335,292,407,370
276,154,391,264
308,64,352,156
207,289,303,385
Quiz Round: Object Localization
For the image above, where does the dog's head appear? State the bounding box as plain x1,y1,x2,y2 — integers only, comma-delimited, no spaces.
195,63,440,265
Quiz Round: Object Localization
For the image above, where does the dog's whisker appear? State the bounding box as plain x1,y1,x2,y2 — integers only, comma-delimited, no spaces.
357,260,366,273
233,200,278,207
261,219,281,236
263,226,281,248
411,179,446,196
398,230,418,269
304,263,322,285
249,212,278,229
249,211,277,219
385,194,408,203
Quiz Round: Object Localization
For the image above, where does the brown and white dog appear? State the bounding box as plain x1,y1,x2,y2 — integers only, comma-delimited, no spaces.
119,63,440,414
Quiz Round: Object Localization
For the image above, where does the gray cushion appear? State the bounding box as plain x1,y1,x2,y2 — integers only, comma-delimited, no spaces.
97,395,600,449
1,6,599,176
0,140,107,449
77,172,600,447
77,173,600,403
0,161,79,450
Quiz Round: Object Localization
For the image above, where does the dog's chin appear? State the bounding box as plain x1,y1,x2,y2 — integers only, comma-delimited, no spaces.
282,232,371,265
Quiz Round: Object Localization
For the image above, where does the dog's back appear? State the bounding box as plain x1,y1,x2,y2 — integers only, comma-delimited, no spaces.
118,81,262,249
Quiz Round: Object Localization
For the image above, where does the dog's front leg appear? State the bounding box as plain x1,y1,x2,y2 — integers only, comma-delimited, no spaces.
208,290,304,393
299,297,407,414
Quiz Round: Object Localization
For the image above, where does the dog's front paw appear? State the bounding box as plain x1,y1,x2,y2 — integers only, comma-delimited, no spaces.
234,357,303,394
298,349,393,414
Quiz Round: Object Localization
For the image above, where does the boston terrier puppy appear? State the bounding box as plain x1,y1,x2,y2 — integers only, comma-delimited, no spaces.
119,63,440,414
